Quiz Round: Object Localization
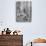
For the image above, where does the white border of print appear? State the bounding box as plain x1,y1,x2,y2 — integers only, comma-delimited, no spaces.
16,0,32,1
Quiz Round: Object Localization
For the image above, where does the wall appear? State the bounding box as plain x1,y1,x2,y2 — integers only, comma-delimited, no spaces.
32,0,46,39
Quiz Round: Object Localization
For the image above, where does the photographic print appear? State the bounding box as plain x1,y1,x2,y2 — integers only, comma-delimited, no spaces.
16,1,32,22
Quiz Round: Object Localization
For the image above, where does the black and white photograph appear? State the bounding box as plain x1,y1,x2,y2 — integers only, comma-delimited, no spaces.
16,1,32,22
